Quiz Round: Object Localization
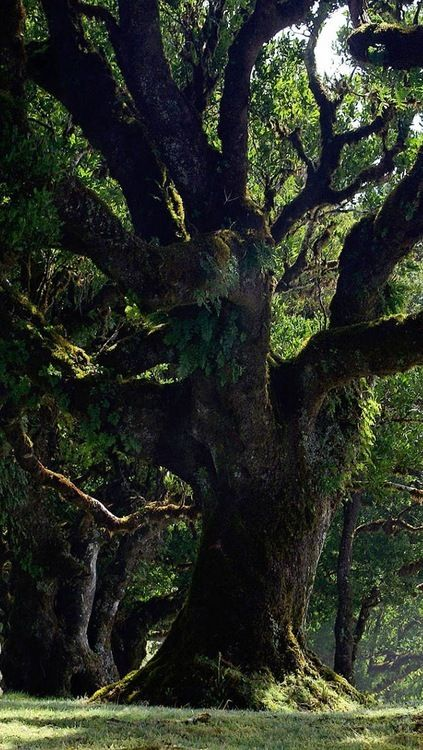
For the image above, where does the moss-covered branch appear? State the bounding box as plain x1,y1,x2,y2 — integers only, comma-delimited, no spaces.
4,420,144,533
320,309,422,386
116,0,218,225
356,511,423,535
331,146,423,326
278,311,423,417
55,178,235,312
0,284,93,394
4,420,198,534
0,286,199,478
348,23,423,69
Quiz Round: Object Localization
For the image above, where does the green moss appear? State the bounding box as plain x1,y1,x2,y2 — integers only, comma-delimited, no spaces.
165,182,187,240
91,653,365,712
50,332,93,378
348,22,423,68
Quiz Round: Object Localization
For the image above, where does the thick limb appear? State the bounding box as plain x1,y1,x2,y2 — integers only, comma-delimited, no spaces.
54,178,234,311
3,419,195,534
218,0,313,203
275,311,423,421
348,23,423,68
331,147,423,326
117,0,219,224
28,7,180,241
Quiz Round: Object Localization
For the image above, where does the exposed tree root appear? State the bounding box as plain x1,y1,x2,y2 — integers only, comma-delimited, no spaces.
91,650,366,711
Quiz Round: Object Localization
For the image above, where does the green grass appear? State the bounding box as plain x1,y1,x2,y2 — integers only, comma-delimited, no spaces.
0,693,422,750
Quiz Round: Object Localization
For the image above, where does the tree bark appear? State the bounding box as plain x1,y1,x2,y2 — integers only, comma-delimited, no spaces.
1,508,114,696
97,473,345,707
4,0,423,711
93,301,350,708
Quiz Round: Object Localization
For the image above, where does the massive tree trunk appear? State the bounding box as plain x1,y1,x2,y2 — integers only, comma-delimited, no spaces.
97,474,346,708
95,270,359,708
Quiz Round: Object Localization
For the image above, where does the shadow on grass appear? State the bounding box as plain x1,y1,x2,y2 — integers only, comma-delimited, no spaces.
0,694,421,750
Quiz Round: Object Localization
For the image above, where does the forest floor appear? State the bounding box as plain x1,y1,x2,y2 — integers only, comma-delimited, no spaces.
0,693,422,750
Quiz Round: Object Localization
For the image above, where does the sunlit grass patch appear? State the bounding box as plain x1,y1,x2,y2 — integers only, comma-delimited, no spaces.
0,693,421,750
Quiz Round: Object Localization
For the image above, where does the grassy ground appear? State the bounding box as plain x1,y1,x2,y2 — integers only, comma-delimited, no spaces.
0,693,422,750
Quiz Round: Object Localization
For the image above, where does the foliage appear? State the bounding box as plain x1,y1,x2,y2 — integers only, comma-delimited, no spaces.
308,365,423,700
123,519,199,608
164,305,245,383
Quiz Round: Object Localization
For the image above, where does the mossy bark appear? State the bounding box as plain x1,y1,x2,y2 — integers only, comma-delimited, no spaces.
1,512,116,697
93,481,356,708
91,259,368,709
0,484,148,697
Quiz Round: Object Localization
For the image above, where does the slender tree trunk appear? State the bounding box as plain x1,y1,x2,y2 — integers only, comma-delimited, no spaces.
334,493,362,683
352,586,381,668
88,530,151,679
53,518,108,696
333,494,381,684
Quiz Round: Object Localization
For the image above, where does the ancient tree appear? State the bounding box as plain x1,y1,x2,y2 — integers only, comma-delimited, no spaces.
1,0,423,707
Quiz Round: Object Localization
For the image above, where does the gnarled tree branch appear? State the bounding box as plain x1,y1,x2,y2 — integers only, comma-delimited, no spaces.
218,0,313,205
72,1,120,45
117,0,218,225
348,22,423,68
4,420,144,533
4,420,198,536
356,516,423,535
54,178,235,312
0,283,203,482
271,26,397,245
272,311,423,420
30,2,179,242
297,310,423,412
331,147,423,326
370,651,423,693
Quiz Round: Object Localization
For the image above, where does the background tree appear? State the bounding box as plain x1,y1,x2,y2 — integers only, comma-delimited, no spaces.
1,0,422,708
309,366,423,696
0,423,197,696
